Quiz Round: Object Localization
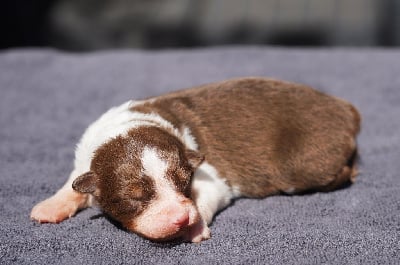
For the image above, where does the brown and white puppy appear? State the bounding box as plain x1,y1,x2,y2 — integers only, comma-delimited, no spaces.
31,77,361,243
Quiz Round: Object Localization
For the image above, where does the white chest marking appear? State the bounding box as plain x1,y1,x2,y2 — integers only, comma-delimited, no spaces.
191,162,235,224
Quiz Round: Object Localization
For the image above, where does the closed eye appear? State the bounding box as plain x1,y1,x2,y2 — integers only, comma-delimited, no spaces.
108,198,142,215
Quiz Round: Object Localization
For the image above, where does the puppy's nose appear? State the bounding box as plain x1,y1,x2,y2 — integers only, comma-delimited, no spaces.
173,210,190,228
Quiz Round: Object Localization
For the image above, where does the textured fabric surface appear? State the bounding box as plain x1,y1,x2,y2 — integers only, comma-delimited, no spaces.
0,47,399,264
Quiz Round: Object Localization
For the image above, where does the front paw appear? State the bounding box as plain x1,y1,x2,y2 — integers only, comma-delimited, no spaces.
31,192,85,223
183,221,211,243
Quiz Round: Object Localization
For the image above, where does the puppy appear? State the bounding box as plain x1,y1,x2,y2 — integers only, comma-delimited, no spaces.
31,77,361,243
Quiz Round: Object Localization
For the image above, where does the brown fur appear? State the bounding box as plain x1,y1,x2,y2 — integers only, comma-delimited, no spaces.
132,77,361,197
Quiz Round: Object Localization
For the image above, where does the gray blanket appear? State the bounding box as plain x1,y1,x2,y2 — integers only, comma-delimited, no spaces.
0,47,399,264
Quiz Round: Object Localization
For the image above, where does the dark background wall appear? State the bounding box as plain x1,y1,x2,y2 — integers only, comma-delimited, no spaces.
1,0,399,51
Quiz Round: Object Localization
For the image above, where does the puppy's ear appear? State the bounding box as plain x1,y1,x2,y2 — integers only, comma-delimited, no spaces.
185,149,205,169
72,171,99,194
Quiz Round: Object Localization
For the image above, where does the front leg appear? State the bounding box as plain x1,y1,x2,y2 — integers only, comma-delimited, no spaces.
31,170,92,223
184,162,234,243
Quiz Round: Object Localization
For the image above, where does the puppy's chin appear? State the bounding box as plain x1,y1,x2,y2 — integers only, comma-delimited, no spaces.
126,220,200,242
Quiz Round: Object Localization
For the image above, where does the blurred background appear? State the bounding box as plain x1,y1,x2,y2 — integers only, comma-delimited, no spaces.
1,0,400,51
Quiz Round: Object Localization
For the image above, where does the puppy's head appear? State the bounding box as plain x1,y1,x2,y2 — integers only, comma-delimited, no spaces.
72,126,204,241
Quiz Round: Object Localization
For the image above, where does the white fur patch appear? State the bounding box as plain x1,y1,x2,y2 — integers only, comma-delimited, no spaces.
231,185,242,198
141,147,168,180
74,100,137,174
191,162,234,224
141,147,179,199
285,187,296,194
181,127,198,151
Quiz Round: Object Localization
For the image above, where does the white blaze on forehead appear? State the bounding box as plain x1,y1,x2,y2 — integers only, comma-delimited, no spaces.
141,147,168,180
135,147,200,239
140,146,180,200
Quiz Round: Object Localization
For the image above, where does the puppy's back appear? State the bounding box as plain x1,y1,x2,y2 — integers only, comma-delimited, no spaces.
133,77,361,197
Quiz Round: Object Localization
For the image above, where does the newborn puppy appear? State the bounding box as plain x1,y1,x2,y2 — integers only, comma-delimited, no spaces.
31,77,361,243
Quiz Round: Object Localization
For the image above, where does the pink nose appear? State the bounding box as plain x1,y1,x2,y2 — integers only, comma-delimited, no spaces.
173,210,190,228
